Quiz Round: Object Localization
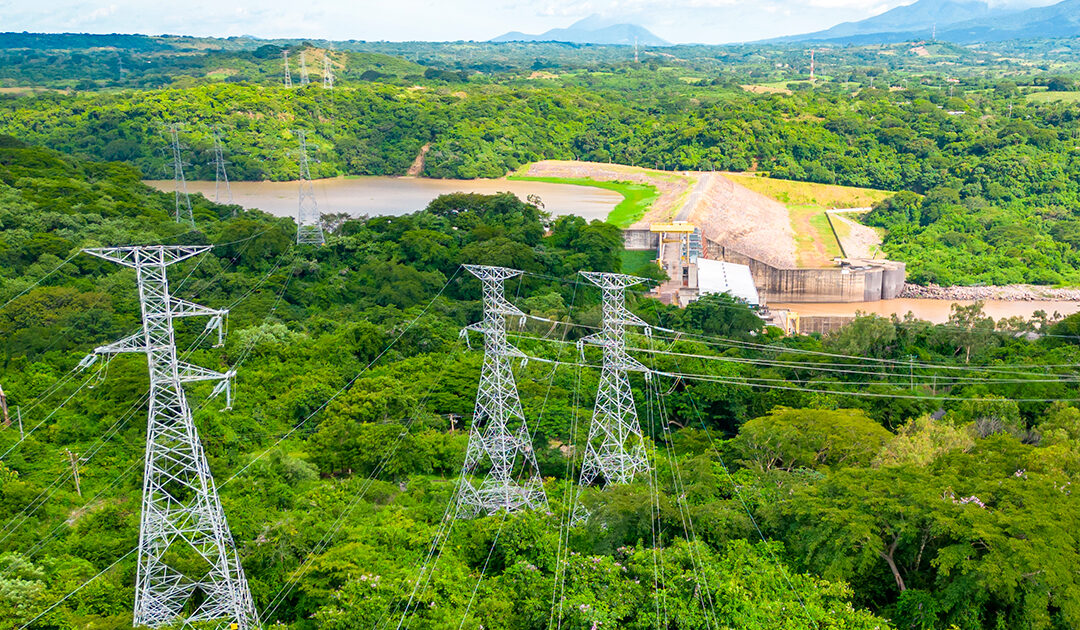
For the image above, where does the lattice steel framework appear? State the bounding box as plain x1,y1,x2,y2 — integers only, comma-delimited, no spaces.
283,50,292,88
456,265,548,518
211,132,232,206
299,51,310,85
322,54,334,90
167,126,195,227
83,246,257,630
577,272,651,490
295,130,325,245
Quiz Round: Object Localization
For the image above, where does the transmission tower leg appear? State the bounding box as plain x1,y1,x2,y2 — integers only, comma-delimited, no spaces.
574,272,651,523
83,246,257,630
456,264,547,518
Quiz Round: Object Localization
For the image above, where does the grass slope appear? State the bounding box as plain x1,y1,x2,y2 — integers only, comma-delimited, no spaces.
726,173,892,267
509,175,659,227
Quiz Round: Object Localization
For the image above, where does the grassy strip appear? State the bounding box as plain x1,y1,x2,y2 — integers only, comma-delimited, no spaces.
620,249,657,274
508,175,659,227
726,172,892,208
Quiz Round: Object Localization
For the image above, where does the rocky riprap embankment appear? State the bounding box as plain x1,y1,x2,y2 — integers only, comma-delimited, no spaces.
900,283,1080,301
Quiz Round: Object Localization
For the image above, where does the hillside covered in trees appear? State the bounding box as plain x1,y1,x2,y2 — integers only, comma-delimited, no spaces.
5,36,1080,284
2,137,1080,629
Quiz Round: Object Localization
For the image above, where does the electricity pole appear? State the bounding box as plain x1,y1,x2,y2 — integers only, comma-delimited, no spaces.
82,245,256,630
167,125,195,227
0,382,8,428
283,50,292,88
576,272,651,495
295,130,325,245
65,449,81,497
322,54,334,90
211,131,232,206
456,264,548,518
299,51,310,86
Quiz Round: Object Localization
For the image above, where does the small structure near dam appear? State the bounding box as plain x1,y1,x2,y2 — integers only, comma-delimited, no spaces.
624,224,906,333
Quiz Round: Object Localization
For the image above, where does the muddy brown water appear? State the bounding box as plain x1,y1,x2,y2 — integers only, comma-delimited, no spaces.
145,177,621,221
772,299,1080,324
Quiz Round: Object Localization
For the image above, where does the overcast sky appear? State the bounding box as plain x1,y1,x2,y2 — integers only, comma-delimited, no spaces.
0,0,1058,44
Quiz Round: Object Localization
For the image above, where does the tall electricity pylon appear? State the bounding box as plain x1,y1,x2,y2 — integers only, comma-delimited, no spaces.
167,125,195,227
211,132,232,206
299,51,309,86
295,130,325,245
82,245,257,630
456,265,548,518
322,54,334,90
577,272,651,492
283,50,292,88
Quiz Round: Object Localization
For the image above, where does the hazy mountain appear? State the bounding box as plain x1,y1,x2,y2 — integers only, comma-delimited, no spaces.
491,15,669,46
772,0,995,43
937,0,1080,41
774,0,1080,43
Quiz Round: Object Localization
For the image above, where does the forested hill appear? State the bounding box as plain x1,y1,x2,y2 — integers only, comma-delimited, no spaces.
2,138,1080,629
5,73,1080,285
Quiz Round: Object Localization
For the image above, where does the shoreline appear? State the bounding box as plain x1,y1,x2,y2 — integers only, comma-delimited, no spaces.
900,283,1080,302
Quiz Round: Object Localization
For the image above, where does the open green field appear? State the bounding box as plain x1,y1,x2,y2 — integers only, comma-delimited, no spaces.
1026,91,1080,103
508,175,659,227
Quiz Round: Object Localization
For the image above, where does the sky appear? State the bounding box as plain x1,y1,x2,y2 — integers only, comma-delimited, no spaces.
0,0,1060,44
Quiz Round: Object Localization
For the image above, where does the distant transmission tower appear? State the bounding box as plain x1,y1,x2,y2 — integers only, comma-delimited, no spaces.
283,50,292,88
456,265,548,518
211,132,232,206
299,51,310,86
82,245,257,630
322,54,334,90
167,125,195,227
0,381,8,428
576,272,651,494
295,130,325,245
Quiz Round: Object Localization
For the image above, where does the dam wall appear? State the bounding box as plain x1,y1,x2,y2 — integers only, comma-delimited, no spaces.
704,240,905,304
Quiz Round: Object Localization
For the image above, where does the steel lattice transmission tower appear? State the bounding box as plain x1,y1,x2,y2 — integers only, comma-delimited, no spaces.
577,271,651,491
167,125,195,227
211,132,232,206
456,265,548,518
294,130,325,245
322,54,334,90
283,50,292,88
83,245,257,630
299,51,310,85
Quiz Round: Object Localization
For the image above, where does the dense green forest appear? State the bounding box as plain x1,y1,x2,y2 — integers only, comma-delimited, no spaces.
4,35,1080,284
2,135,1080,629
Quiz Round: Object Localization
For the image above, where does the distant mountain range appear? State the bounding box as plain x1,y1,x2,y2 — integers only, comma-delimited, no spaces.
775,0,1080,44
491,15,669,46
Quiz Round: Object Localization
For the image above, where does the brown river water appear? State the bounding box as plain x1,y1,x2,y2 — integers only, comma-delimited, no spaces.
771,299,1080,324
145,177,621,221
145,178,1079,323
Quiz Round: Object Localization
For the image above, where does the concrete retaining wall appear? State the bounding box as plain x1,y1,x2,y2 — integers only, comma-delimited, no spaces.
623,229,660,250
798,315,856,335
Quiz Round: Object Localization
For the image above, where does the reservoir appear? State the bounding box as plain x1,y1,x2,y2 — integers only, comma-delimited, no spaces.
772,299,1080,325
145,176,621,221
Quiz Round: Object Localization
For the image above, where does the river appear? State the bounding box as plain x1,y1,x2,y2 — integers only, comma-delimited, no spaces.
771,299,1080,324
145,177,620,221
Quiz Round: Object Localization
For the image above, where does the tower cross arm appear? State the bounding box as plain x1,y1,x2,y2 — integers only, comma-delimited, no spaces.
95,332,147,355
83,246,212,268
176,362,232,384
170,298,227,319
